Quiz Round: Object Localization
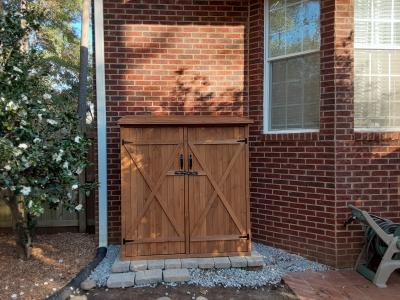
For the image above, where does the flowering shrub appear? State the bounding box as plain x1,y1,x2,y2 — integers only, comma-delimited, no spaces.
0,1,93,257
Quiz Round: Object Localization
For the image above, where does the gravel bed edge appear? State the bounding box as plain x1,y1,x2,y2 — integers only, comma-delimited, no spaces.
46,247,107,300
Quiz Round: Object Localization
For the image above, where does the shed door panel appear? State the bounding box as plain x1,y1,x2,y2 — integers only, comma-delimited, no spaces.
187,126,249,254
121,127,185,257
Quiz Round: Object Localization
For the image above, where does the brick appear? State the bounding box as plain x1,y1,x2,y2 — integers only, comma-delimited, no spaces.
147,259,165,270
162,268,190,283
214,257,231,269
246,255,265,267
229,256,247,268
130,260,147,271
80,279,96,291
111,257,130,273
135,269,163,285
181,258,199,269
107,272,136,288
198,258,214,269
165,259,182,269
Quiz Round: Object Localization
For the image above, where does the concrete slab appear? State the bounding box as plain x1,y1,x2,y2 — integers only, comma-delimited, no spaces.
106,272,135,288
165,259,182,269
229,256,248,268
147,259,165,270
130,260,148,271
163,268,190,283
111,257,130,273
135,269,163,285
181,258,199,269
214,257,231,269
198,258,214,269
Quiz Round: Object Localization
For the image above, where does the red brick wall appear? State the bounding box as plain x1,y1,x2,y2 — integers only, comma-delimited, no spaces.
102,0,249,244
248,0,338,266
248,0,400,268
333,0,400,268
97,0,400,268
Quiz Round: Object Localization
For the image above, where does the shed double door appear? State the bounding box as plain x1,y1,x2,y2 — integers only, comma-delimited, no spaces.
121,125,250,259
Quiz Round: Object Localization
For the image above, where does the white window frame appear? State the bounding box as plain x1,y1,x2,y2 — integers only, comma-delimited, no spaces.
263,0,321,134
354,0,400,132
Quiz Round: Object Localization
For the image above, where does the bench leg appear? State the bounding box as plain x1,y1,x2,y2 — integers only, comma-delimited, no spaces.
373,240,400,288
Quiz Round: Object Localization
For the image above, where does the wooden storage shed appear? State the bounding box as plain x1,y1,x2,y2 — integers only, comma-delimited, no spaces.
119,116,252,260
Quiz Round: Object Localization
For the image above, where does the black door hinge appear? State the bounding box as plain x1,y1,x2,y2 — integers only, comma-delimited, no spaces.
237,138,248,144
239,234,250,240
123,238,135,245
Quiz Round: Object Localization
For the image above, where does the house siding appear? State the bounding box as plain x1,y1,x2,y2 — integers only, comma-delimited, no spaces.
97,0,400,268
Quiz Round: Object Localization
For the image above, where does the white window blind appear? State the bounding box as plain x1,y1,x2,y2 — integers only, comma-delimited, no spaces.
265,0,320,132
354,0,400,130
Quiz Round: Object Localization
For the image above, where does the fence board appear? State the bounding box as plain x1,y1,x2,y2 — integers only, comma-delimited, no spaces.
0,199,78,228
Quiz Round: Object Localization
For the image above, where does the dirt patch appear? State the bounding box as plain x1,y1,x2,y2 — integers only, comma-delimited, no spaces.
83,284,297,300
0,232,95,300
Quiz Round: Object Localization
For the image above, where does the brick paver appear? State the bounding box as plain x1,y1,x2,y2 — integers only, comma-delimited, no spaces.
284,270,400,300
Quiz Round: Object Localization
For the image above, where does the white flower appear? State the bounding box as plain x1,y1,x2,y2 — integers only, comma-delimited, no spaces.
38,114,43,121
18,143,28,150
46,119,57,125
14,149,22,157
6,101,19,111
0,97,5,102
33,137,41,143
21,94,28,102
27,200,33,208
21,19,27,29
63,161,69,169
74,136,82,143
10,186,16,191
72,184,78,190
28,69,37,77
20,186,31,196
75,204,83,211
47,119,58,125
67,192,72,199
13,66,23,73
52,153,62,163
4,165,11,171
75,167,83,175
43,93,52,100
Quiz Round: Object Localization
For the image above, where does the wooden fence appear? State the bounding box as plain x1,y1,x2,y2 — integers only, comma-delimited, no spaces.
0,199,78,228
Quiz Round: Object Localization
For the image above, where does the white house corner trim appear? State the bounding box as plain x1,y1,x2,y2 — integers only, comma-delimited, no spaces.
94,0,108,248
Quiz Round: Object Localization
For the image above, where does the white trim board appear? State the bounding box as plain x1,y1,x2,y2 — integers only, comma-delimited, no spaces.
94,0,108,248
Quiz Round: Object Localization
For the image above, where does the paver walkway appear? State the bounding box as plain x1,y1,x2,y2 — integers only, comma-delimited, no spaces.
284,270,400,300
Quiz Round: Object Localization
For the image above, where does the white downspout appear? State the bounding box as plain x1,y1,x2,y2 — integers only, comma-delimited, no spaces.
94,0,108,247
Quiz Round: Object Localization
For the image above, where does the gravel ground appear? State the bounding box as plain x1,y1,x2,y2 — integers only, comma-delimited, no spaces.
88,245,120,287
89,243,328,288
0,232,95,300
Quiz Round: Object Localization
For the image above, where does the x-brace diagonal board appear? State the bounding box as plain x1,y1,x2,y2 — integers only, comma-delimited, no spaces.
123,143,184,238
189,143,246,237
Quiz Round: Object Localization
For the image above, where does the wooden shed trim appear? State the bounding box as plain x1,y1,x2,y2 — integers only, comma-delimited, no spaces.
118,116,253,125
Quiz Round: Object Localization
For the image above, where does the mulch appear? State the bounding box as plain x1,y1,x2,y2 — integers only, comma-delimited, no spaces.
0,232,95,300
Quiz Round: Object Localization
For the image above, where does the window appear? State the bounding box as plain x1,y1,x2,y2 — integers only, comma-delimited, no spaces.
264,0,320,133
354,0,400,130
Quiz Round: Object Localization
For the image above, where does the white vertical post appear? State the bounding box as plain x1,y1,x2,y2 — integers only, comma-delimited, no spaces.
94,0,108,247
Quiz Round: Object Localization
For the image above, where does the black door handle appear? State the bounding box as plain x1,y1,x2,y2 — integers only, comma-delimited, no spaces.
189,154,193,170
179,154,184,170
